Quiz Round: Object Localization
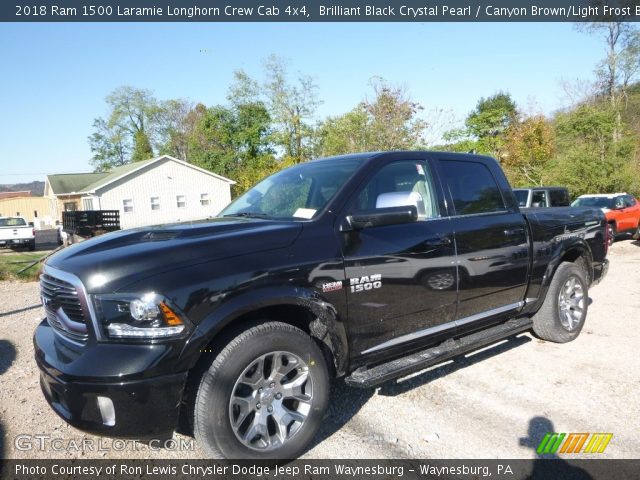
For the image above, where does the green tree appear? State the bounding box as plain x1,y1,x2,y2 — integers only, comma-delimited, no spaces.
158,99,195,161
89,86,161,169
502,115,555,186
315,108,370,155
549,102,637,196
187,98,276,196
131,130,154,162
263,55,321,162
316,79,427,156
88,118,129,171
465,92,518,159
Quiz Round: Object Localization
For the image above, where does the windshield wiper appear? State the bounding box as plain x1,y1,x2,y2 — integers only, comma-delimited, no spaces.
223,212,273,219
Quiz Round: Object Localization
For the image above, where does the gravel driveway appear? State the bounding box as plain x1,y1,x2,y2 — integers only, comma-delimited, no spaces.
1,241,639,459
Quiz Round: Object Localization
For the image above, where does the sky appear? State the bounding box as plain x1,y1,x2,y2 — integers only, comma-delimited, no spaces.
0,22,606,184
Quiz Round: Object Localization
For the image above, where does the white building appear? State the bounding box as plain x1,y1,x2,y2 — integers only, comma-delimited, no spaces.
45,155,235,230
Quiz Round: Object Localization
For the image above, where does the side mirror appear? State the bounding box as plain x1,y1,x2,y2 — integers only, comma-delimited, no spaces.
345,206,418,231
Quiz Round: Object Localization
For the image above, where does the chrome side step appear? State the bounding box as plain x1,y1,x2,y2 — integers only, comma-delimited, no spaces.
345,317,533,388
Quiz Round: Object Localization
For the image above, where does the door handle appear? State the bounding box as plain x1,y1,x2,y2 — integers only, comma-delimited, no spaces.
504,227,525,237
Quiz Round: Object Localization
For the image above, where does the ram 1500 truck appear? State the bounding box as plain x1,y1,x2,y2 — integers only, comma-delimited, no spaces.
0,216,35,250
34,152,609,459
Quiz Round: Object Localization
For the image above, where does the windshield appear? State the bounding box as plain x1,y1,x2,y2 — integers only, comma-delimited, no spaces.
571,197,614,209
0,217,27,227
220,157,365,220
513,190,529,207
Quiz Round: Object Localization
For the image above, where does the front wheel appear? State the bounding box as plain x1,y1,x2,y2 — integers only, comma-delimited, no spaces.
194,321,329,459
532,262,588,343
608,223,616,245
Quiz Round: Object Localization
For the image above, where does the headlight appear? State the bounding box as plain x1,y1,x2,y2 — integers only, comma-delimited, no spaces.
93,292,189,339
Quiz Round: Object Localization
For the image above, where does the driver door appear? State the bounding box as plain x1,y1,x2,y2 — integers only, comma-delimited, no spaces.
339,158,458,361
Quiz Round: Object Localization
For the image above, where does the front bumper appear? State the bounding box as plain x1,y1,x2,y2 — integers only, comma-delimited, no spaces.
592,258,609,286
34,320,188,437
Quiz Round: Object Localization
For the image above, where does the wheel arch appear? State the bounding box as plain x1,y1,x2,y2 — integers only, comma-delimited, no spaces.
526,241,594,316
180,287,349,378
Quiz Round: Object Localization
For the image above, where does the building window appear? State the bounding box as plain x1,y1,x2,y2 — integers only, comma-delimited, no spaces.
123,199,133,213
200,193,210,206
176,195,186,208
150,197,160,211
64,202,76,212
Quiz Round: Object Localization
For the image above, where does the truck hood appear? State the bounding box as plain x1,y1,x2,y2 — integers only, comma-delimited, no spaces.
46,217,302,293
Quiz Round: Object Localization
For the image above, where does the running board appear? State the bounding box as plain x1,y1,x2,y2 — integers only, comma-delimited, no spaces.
345,317,533,388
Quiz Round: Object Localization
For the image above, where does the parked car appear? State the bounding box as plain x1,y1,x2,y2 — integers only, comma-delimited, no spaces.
0,216,35,250
34,151,609,459
513,187,571,208
572,193,640,242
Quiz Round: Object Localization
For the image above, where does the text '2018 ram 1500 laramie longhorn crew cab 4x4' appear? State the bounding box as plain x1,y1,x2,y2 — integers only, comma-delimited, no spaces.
34,152,609,459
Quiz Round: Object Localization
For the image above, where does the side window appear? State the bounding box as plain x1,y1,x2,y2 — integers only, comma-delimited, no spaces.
549,189,570,206
624,195,636,207
438,160,506,215
353,160,440,219
614,196,625,209
531,190,548,208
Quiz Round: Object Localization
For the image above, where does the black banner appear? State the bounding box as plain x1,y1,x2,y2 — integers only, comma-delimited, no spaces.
1,459,640,480
3,0,640,22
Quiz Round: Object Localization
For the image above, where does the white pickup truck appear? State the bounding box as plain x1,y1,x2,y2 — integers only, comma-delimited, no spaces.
0,216,35,250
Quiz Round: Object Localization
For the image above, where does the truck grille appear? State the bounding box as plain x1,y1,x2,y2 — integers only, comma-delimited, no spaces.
40,272,89,342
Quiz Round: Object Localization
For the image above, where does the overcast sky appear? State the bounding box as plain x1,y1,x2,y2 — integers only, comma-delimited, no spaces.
0,22,605,184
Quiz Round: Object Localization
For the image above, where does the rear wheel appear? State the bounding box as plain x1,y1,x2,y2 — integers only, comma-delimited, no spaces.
193,321,329,459
532,262,588,343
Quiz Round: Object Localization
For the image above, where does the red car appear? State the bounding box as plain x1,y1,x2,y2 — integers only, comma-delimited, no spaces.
572,193,640,242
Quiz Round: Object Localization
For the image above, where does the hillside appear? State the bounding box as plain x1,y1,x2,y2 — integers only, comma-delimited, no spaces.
0,181,45,196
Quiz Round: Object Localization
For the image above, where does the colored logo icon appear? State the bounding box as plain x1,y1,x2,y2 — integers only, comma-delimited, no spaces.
537,433,613,454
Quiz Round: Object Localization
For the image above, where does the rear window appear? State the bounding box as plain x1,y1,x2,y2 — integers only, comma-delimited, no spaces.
0,217,27,227
549,189,570,206
439,160,506,215
513,190,529,207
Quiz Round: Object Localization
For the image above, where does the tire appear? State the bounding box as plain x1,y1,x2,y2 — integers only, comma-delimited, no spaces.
608,223,616,245
194,321,329,459
28,241,35,251
532,262,588,343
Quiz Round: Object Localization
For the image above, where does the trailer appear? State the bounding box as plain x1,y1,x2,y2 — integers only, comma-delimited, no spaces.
62,210,120,240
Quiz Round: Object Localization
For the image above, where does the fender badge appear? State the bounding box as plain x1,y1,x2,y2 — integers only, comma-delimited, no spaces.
321,281,343,293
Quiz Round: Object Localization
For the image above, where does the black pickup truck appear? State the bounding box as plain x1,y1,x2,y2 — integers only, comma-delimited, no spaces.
34,151,609,459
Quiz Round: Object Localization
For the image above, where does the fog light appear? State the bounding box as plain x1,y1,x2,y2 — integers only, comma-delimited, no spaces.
97,396,115,426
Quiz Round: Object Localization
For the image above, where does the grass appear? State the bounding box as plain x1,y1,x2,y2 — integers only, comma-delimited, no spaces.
0,251,43,282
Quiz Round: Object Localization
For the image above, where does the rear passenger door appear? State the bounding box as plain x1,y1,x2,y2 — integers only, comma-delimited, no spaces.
436,157,530,329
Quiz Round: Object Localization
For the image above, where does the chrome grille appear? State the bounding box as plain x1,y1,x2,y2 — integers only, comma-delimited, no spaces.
40,272,89,342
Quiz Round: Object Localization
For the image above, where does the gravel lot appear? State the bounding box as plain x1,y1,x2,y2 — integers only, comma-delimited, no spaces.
1,240,639,459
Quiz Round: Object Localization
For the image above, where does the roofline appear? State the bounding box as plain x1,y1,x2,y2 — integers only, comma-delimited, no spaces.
577,192,628,197
87,155,235,193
